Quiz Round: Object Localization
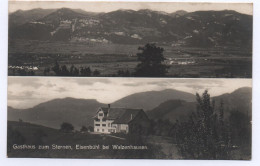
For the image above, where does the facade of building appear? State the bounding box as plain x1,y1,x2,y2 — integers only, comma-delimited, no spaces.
93,105,150,134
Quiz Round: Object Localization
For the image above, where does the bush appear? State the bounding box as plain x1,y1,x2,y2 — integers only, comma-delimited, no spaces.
60,122,74,133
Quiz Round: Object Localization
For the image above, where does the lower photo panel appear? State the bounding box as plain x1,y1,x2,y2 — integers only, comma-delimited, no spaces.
7,77,252,159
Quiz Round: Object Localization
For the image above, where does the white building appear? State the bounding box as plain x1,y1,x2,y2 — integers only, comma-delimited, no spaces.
93,105,150,134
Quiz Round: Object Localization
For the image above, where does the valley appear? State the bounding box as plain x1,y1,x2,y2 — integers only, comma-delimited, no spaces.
8,39,252,77
8,8,252,77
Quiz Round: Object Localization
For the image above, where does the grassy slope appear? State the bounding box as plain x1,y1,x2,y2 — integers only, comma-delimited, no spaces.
7,121,168,159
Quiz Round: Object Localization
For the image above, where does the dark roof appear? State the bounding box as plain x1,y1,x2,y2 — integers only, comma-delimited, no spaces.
100,107,143,124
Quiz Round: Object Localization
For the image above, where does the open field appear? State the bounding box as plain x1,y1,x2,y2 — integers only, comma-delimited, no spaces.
8,40,252,77
7,121,167,159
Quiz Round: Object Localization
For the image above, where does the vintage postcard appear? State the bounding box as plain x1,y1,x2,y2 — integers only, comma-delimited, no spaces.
8,1,252,78
7,77,252,159
6,0,253,160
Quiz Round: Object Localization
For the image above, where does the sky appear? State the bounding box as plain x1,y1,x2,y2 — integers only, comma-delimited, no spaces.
8,77,252,109
8,1,253,15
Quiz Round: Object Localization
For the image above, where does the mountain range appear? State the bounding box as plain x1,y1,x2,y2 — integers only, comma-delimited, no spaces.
8,87,252,129
9,8,252,47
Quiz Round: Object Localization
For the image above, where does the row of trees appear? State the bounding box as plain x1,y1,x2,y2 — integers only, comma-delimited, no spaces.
42,43,168,77
60,122,93,133
147,90,251,159
43,61,101,76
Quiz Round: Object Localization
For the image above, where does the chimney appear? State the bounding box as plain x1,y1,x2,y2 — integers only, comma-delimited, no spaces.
130,114,133,120
108,104,110,108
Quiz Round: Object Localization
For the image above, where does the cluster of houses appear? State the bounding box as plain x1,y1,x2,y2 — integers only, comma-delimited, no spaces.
164,58,196,65
8,65,39,70
93,104,150,134
78,18,100,27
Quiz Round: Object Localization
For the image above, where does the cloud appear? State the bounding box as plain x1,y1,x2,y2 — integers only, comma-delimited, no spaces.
55,87,67,93
8,77,42,89
88,88,105,91
70,78,111,86
8,90,37,101
122,82,145,87
45,81,56,88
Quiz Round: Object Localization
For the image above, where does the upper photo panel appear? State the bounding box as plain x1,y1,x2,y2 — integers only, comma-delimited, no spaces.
8,1,252,78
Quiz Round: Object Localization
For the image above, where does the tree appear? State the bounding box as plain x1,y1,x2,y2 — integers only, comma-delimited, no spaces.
218,100,225,141
60,65,69,76
93,69,100,76
80,126,88,133
60,122,74,132
52,60,60,75
80,67,92,76
117,69,130,77
43,67,50,76
229,110,251,146
88,126,94,132
70,65,79,76
134,43,168,77
175,90,231,159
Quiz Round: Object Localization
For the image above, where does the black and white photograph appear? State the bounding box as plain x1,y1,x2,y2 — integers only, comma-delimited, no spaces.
8,1,252,77
7,77,252,159
3,0,259,164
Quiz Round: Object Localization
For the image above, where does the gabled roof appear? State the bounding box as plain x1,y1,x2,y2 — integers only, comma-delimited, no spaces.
99,107,143,124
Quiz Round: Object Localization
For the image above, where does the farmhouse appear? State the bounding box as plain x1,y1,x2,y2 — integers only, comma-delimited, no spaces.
93,104,150,134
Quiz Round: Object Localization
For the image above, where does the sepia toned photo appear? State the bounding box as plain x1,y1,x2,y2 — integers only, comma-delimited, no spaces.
7,77,252,159
8,1,252,78
5,0,255,162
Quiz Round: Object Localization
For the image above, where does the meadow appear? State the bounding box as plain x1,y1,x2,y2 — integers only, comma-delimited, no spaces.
7,121,170,159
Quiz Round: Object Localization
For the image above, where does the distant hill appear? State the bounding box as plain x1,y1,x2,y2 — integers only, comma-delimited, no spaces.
147,100,196,122
9,8,56,27
8,98,106,129
212,87,252,117
112,89,195,110
39,8,87,24
147,87,252,123
9,8,252,48
8,87,251,129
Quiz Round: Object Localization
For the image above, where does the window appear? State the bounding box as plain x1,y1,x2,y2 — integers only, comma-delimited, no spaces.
108,123,110,127
95,124,100,126
97,129,99,132
102,124,106,127
102,129,104,132
99,113,103,116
